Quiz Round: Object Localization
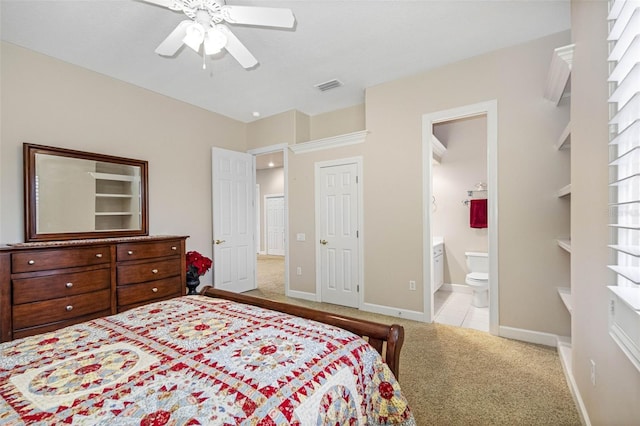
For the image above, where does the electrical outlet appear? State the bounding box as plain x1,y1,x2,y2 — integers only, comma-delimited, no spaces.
296,266,302,276
590,359,596,386
409,280,416,291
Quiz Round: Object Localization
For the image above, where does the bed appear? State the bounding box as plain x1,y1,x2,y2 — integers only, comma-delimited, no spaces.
0,288,415,425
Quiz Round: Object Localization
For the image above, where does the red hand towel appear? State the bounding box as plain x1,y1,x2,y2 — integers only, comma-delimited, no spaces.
470,198,488,228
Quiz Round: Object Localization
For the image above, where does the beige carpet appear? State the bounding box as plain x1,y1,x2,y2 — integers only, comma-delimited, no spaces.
252,255,581,425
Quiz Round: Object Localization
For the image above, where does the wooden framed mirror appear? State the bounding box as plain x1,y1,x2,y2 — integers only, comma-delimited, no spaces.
23,143,149,242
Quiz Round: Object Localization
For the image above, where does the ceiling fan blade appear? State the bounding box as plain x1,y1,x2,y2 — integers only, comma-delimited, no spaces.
155,20,191,56
222,5,295,28
218,25,258,69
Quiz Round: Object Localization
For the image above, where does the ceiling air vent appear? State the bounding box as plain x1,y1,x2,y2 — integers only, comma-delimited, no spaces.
315,79,343,92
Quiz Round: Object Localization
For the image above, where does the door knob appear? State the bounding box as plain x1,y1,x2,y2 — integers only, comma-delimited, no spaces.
320,239,328,245
215,239,226,245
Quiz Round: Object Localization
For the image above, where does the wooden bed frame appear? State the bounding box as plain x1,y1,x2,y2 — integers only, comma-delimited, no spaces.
201,287,405,379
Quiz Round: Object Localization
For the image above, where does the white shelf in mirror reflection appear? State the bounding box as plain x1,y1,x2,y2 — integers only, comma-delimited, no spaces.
96,193,133,198
90,172,140,182
95,212,135,216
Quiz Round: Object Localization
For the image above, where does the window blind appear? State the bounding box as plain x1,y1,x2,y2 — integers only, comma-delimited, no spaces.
608,0,640,290
607,0,640,371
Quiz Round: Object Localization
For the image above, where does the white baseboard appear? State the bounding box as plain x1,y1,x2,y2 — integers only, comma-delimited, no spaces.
498,326,558,347
361,302,424,322
441,283,472,294
556,338,591,426
286,289,317,302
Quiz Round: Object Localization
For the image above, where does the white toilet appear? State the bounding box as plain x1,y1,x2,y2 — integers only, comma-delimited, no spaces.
465,252,489,308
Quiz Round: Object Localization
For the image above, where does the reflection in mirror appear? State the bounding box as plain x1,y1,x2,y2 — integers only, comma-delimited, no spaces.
24,143,148,242
35,155,142,233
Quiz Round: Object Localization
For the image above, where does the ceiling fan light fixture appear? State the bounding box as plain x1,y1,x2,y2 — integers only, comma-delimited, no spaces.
204,26,227,55
183,22,205,52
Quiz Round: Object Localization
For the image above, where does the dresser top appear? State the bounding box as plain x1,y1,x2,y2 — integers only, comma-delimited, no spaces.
0,235,188,251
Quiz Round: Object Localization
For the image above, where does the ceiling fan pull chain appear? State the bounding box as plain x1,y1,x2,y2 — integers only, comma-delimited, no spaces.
202,49,206,70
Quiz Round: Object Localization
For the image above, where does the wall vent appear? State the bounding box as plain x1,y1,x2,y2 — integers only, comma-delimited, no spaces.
315,79,343,92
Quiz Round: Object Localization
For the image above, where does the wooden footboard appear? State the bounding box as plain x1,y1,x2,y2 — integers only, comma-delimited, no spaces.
200,287,405,379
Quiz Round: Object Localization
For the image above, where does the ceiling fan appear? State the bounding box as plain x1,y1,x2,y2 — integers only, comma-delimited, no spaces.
141,0,295,69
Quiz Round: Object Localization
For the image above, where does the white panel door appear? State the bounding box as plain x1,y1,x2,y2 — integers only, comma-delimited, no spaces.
266,196,285,256
318,163,359,308
212,147,256,293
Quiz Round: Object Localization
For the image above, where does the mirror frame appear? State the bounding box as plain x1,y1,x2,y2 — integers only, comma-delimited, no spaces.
24,143,149,242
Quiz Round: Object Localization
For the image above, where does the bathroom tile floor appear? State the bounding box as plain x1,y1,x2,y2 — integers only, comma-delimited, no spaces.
434,289,489,332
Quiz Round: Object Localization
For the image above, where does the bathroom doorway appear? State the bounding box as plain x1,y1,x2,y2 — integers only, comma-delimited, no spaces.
432,116,489,332
422,101,499,335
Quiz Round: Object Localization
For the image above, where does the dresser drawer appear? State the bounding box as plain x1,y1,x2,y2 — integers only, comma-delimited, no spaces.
117,258,181,285
12,246,111,273
12,289,111,330
12,310,111,341
117,240,181,261
13,268,111,305
117,276,182,307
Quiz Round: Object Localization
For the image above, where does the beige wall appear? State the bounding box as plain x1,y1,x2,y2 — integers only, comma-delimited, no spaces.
309,104,365,140
246,110,297,150
570,1,640,423
0,42,246,286
432,115,488,285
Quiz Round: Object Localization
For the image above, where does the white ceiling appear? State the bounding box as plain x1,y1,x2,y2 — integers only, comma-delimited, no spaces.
1,0,571,123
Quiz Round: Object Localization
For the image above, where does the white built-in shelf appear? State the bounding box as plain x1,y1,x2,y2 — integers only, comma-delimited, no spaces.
432,135,447,164
544,44,575,105
557,239,572,253
558,287,572,314
557,184,571,198
555,122,571,150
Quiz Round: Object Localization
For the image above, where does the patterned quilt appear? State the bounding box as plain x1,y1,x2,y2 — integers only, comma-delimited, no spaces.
0,296,415,425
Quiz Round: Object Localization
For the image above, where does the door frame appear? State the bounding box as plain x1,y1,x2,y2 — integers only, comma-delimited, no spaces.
248,143,289,296
422,100,499,335
314,156,364,308
264,193,285,255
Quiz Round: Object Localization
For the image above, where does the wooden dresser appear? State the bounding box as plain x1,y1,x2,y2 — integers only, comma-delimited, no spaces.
0,235,187,342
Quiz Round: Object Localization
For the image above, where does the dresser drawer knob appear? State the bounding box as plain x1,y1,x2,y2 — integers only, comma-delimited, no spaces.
95,253,103,258
152,287,158,293
152,269,158,274
127,250,133,255
66,305,73,312
171,246,177,251
65,282,73,288
28,260,35,265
